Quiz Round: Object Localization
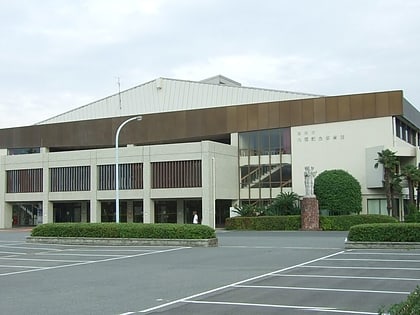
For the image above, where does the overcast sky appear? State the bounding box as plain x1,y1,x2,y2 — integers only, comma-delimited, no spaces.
1,0,419,128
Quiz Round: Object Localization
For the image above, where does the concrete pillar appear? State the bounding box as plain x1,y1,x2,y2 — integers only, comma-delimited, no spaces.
90,200,102,223
89,151,98,223
2,203,13,229
143,146,153,223
41,147,53,223
201,142,216,228
0,155,7,228
42,200,54,223
177,199,184,224
301,197,320,230
144,199,154,223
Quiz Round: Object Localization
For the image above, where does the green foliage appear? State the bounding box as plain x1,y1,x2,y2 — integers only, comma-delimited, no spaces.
266,192,300,216
314,169,362,215
405,204,420,223
375,149,400,217
232,204,265,217
225,214,395,231
225,216,301,230
380,286,420,315
348,223,420,242
31,223,216,239
320,214,397,231
401,165,420,206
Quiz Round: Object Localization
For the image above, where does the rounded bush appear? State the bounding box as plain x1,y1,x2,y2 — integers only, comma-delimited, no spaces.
314,169,362,215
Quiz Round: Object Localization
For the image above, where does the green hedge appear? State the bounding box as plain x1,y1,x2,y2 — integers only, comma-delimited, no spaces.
225,216,301,230
225,215,398,231
320,214,397,231
348,223,420,242
31,223,216,239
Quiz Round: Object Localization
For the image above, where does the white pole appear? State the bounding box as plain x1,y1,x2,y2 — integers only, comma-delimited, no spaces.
115,116,142,223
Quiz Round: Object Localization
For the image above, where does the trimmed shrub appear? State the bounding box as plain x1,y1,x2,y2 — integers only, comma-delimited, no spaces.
405,204,420,223
314,169,362,215
320,214,397,231
31,223,216,239
348,223,420,242
225,216,301,230
381,286,420,315
225,214,397,231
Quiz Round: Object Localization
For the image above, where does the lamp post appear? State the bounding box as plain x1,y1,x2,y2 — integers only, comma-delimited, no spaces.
115,116,142,223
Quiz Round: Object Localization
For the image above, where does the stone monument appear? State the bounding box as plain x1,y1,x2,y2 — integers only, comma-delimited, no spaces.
301,166,320,230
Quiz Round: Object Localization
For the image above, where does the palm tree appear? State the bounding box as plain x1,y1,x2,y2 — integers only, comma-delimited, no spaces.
375,149,399,217
401,164,420,206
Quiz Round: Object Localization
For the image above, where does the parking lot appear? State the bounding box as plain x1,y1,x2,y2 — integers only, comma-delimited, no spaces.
1,229,419,314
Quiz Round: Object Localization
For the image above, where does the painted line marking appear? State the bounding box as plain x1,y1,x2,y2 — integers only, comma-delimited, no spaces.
235,285,410,295
301,265,420,271
326,258,420,263
0,264,41,269
0,257,89,263
0,251,27,255
0,247,189,277
138,250,345,313
343,251,420,256
183,300,377,315
65,248,155,252
35,253,124,257
221,245,341,250
273,274,420,281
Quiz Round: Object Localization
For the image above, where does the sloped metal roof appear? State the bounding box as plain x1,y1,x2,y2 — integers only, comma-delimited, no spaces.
37,76,321,125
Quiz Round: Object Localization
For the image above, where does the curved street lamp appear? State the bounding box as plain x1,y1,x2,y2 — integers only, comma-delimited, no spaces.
115,116,142,223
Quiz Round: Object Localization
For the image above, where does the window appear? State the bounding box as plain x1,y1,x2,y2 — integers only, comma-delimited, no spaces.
7,169,43,193
98,163,143,190
50,166,90,192
367,199,388,215
238,128,291,156
8,147,40,155
152,160,201,188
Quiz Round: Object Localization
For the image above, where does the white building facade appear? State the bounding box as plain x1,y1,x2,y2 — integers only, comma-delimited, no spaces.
0,76,419,228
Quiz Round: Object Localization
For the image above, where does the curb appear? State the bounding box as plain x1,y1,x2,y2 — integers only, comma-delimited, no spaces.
345,241,420,249
26,236,218,247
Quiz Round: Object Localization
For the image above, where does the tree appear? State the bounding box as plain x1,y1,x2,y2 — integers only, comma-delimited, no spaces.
314,169,362,215
374,149,399,217
401,164,420,207
266,192,300,216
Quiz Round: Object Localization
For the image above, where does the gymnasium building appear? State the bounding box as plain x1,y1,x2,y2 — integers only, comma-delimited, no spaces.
1,75,419,228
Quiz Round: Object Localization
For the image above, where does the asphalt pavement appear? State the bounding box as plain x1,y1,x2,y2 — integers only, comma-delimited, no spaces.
1,229,418,315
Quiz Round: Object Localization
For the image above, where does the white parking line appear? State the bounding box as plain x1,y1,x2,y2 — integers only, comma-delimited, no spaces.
235,284,410,295
138,250,345,313
0,264,41,269
301,265,420,271
273,274,420,281
0,251,27,255
36,253,124,257
183,300,377,315
0,247,189,277
0,257,89,263
344,251,420,256
327,258,420,262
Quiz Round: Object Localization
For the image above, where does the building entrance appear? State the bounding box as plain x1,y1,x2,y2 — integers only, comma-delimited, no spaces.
12,203,42,227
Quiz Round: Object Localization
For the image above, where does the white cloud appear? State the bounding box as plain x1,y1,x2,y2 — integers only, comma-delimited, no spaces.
0,0,419,127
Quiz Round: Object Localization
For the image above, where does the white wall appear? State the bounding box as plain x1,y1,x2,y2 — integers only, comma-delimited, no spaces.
291,117,395,197
0,140,238,228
